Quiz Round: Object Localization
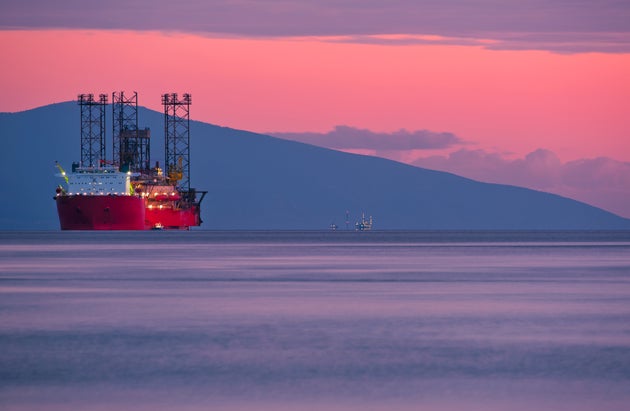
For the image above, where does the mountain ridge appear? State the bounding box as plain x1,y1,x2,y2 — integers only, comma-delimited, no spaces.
1,101,629,230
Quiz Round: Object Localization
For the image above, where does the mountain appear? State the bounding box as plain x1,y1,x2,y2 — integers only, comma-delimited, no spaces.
1,102,629,230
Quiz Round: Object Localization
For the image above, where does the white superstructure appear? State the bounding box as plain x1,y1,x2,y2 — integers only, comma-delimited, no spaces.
63,167,132,196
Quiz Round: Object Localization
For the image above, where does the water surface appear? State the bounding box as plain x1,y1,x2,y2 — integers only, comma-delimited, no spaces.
1,231,629,410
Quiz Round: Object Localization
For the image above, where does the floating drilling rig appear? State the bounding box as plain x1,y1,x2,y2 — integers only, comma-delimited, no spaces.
55,92,206,230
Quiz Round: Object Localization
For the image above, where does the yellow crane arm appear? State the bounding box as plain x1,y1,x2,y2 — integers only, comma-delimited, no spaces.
55,162,69,184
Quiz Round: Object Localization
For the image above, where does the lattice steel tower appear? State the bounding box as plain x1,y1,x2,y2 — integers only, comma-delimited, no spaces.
112,91,150,173
162,93,191,191
78,93,108,167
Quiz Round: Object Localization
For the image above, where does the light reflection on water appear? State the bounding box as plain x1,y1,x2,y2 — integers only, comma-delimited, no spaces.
1,231,630,410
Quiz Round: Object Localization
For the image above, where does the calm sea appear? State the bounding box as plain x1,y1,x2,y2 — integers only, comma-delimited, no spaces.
1,230,629,411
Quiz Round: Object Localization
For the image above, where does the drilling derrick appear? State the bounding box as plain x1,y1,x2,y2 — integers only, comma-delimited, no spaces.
112,91,150,173
78,93,108,168
162,93,191,192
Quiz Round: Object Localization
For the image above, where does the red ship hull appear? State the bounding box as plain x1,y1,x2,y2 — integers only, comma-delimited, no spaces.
56,195,146,230
145,205,201,230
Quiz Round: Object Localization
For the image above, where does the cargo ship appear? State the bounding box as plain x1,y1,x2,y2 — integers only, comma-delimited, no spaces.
54,92,205,230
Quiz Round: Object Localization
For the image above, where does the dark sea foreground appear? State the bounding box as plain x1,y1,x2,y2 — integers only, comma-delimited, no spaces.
1,230,629,411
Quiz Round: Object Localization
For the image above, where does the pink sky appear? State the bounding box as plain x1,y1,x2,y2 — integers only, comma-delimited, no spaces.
1,30,628,161
1,28,629,217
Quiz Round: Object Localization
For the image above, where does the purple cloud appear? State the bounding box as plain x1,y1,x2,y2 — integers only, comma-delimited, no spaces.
413,149,630,218
270,125,463,151
334,32,630,54
2,0,629,52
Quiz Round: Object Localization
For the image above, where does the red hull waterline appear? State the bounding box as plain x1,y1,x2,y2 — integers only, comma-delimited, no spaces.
56,195,146,230
145,206,201,230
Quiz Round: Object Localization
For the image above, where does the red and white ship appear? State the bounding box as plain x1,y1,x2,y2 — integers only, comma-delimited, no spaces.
55,92,206,230
55,165,146,230
134,162,205,230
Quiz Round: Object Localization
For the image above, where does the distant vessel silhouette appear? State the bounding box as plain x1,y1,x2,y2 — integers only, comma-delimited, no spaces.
355,212,373,231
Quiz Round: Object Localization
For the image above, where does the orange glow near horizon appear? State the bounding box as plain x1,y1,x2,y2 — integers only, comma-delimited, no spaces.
1,29,629,162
